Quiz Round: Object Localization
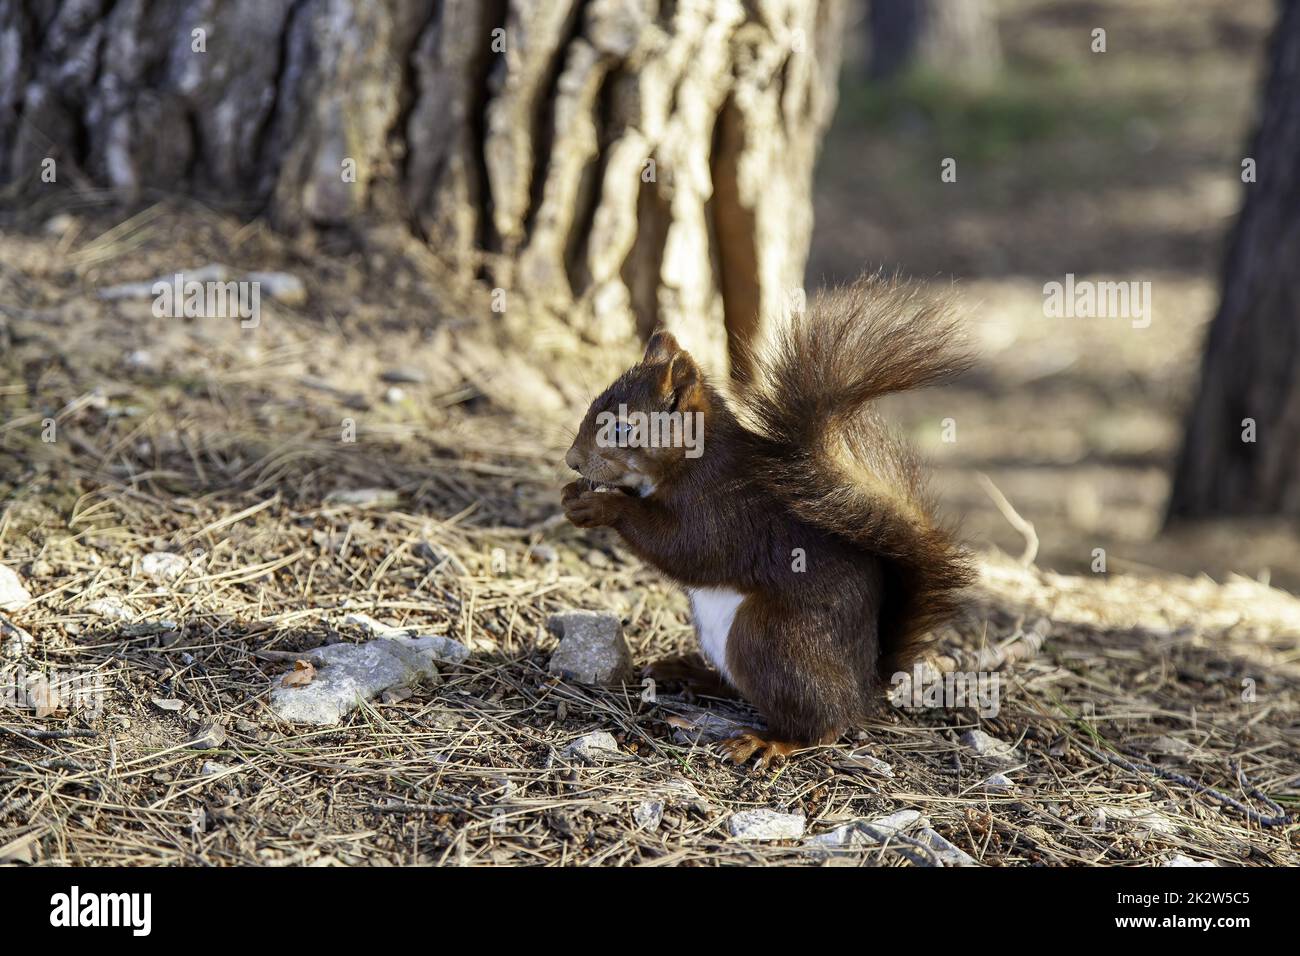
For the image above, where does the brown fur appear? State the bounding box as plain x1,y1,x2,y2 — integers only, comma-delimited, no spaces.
563,274,973,757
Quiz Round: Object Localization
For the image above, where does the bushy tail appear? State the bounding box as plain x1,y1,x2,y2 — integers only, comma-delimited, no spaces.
740,274,975,678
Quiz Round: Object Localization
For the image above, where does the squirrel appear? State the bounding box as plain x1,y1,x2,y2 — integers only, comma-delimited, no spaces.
562,274,973,767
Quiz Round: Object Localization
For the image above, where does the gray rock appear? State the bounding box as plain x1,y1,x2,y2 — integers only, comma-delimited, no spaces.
804,809,922,849
982,772,1015,790
0,564,32,612
270,633,469,725
832,748,895,777
562,730,622,763
803,823,866,849
728,809,806,841
1095,806,1180,836
959,729,1020,765
905,827,978,867
857,808,925,841
189,722,227,750
546,611,632,686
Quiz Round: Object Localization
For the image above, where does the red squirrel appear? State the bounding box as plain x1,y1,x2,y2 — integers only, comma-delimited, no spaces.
562,275,973,767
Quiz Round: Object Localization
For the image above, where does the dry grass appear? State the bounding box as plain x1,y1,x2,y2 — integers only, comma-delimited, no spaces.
1,200,1297,866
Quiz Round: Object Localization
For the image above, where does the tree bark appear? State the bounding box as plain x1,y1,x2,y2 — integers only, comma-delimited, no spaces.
0,0,845,376
1166,0,1300,520
868,0,1000,81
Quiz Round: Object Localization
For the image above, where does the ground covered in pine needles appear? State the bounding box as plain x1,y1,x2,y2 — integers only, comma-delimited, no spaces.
0,201,1294,868
1,200,1297,866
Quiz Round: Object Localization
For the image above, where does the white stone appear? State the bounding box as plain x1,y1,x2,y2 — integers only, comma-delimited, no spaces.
0,564,32,612
85,597,133,621
982,773,1015,790
245,271,306,306
140,552,189,583
728,809,806,841
1096,806,1180,836
634,800,664,830
959,729,1020,765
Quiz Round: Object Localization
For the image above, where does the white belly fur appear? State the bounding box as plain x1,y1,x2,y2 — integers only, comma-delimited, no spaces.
687,587,745,680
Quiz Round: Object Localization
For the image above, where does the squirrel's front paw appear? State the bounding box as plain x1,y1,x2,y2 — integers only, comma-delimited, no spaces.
563,488,624,528
561,480,590,507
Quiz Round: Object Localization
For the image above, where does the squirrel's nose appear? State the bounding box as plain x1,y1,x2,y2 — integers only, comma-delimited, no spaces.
565,447,581,471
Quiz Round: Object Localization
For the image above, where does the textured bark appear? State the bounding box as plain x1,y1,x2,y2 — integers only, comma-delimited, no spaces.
1166,0,1300,520
0,0,845,375
868,0,1000,81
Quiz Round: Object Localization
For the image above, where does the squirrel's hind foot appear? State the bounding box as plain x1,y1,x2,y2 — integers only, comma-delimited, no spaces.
720,730,801,769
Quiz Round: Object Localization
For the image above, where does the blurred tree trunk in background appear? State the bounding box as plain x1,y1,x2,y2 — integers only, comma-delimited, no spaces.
0,0,846,376
867,0,1000,81
1167,0,1300,520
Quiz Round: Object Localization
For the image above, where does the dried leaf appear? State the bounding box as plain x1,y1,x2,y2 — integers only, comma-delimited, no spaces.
282,660,316,687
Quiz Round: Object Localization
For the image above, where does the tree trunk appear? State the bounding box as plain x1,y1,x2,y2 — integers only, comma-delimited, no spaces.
0,0,845,376
868,0,1000,81
1166,0,1300,521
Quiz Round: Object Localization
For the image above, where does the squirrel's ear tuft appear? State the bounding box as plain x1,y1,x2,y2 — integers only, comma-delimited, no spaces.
643,329,681,365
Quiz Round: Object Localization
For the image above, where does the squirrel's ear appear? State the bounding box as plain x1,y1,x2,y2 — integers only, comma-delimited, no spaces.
664,351,702,410
643,329,681,365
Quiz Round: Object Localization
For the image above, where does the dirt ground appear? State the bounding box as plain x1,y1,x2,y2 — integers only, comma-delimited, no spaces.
1,0,1297,866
